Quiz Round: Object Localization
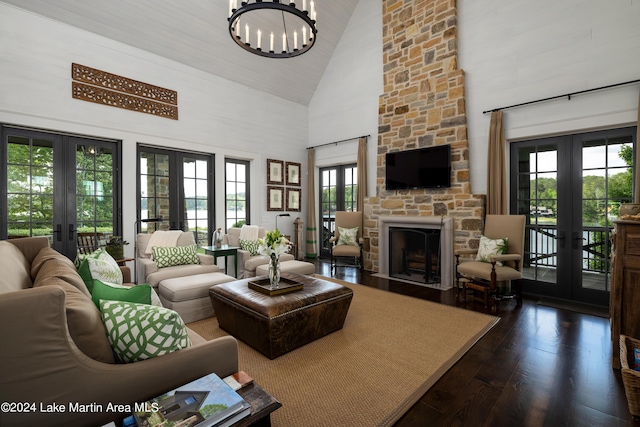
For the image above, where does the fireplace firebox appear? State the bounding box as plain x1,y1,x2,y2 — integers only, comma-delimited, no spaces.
389,227,442,285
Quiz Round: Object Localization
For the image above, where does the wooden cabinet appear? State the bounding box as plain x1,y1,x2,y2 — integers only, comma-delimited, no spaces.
610,220,640,368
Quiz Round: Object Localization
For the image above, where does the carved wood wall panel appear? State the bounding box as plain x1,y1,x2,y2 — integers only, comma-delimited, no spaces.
71,63,178,120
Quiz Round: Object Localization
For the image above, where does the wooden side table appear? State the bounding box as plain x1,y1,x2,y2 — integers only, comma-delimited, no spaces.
202,245,240,278
235,382,281,427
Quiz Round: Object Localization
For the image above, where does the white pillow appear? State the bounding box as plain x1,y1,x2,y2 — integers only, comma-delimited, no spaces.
475,235,508,266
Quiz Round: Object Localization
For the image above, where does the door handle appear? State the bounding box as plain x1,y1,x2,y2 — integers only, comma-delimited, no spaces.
572,232,585,249
52,224,62,242
68,224,77,241
557,231,565,249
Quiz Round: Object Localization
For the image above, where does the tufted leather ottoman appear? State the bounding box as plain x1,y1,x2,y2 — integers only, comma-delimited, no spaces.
209,272,353,359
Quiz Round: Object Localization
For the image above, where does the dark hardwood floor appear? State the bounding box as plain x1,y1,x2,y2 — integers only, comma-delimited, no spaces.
311,259,639,427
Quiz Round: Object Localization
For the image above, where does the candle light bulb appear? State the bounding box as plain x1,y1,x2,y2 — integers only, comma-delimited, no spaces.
270,32,274,51
303,26,307,45
282,32,286,52
257,29,262,49
245,23,249,45
294,30,298,50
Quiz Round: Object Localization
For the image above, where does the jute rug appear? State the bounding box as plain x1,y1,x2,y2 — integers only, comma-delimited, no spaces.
188,276,499,427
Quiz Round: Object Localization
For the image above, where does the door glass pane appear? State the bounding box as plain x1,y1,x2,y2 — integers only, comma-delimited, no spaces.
139,152,169,232
76,144,115,252
580,137,633,292
517,145,558,284
183,157,208,246
6,136,54,240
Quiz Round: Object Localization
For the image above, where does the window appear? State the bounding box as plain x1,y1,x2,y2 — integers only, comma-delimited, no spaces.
225,159,250,230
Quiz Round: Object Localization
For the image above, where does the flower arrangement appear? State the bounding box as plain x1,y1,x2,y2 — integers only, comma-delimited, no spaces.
258,229,291,288
258,229,291,259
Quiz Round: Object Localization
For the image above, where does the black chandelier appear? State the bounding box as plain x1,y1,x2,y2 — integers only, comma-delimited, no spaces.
228,1,318,58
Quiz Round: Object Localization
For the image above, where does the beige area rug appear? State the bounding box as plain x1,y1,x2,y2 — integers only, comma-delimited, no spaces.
188,276,499,427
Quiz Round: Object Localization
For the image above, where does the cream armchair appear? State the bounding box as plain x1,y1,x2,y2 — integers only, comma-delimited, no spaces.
136,231,219,287
330,211,364,273
225,227,294,278
455,214,525,311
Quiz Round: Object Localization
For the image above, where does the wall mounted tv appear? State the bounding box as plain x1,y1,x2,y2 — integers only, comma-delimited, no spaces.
385,144,451,190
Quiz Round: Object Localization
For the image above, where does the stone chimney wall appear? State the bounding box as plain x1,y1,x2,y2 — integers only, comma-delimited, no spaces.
364,0,485,272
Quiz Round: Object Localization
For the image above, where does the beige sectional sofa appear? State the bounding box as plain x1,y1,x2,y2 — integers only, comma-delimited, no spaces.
0,237,238,427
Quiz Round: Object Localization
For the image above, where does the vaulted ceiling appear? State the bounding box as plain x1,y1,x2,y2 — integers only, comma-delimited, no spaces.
1,0,361,105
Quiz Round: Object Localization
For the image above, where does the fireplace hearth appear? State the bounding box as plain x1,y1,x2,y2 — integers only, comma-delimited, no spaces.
389,227,441,285
377,216,454,290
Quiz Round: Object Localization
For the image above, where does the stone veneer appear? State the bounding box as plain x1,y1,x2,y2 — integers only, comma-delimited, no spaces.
364,0,485,272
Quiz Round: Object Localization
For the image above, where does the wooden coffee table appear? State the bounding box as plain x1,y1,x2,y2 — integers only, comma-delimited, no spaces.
209,272,353,359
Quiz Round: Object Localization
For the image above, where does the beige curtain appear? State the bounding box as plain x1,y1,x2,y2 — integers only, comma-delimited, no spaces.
306,148,318,258
357,137,368,212
635,90,640,203
487,110,507,215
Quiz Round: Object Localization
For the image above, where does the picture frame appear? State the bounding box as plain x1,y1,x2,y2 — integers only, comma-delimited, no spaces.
267,159,284,185
286,188,301,212
285,161,301,186
267,186,284,211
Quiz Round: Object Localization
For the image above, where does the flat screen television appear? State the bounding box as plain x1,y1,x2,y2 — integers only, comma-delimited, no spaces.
385,145,451,190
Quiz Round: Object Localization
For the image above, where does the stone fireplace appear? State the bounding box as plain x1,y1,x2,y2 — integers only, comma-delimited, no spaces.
362,0,485,275
378,216,454,290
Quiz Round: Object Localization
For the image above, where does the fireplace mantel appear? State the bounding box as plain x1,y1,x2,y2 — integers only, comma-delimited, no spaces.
378,215,454,290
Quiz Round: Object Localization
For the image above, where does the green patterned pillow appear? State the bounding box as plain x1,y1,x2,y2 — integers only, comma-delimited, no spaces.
151,245,200,268
99,300,192,363
475,235,509,266
337,226,359,246
240,239,261,256
76,249,123,292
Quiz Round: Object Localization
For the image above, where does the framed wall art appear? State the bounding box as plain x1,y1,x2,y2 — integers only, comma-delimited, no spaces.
286,188,301,212
267,159,284,185
286,161,301,186
267,186,284,211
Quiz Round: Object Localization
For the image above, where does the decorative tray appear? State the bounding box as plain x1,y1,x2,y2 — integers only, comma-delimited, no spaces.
248,277,303,296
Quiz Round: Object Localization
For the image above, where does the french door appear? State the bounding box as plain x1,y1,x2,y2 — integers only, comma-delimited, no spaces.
319,164,357,257
2,126,121,259
138,147,214,246
511,127,635,306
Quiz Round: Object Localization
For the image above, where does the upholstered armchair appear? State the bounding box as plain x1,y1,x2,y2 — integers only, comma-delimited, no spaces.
136,231,219,287
225,226,294,278
330,211,364,273
455,214,526,311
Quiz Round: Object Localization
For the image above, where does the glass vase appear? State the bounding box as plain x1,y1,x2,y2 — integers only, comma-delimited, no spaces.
268,255,281,289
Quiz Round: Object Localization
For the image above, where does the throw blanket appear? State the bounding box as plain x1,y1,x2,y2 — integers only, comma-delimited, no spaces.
145,230,183,255
239,225,260,241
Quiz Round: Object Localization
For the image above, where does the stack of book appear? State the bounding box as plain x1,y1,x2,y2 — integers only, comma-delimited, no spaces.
132,372,251,427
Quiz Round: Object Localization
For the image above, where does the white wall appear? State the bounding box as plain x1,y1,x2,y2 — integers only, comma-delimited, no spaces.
459,0,640,194
308,0,383,197
0,3,308,251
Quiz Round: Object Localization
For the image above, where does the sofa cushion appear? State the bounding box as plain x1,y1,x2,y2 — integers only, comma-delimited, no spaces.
77,249,123,292
152,244,200,268
99,300,192,363
0,240,32,293
145,263,221,288
91,280,152,308
33,277,115,363
33,249,91,298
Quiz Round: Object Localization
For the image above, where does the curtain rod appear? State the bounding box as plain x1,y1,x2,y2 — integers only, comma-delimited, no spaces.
482,78,640,114
307,134,370,150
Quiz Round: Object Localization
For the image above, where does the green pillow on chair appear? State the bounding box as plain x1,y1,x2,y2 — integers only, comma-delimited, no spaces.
151,245,200,268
